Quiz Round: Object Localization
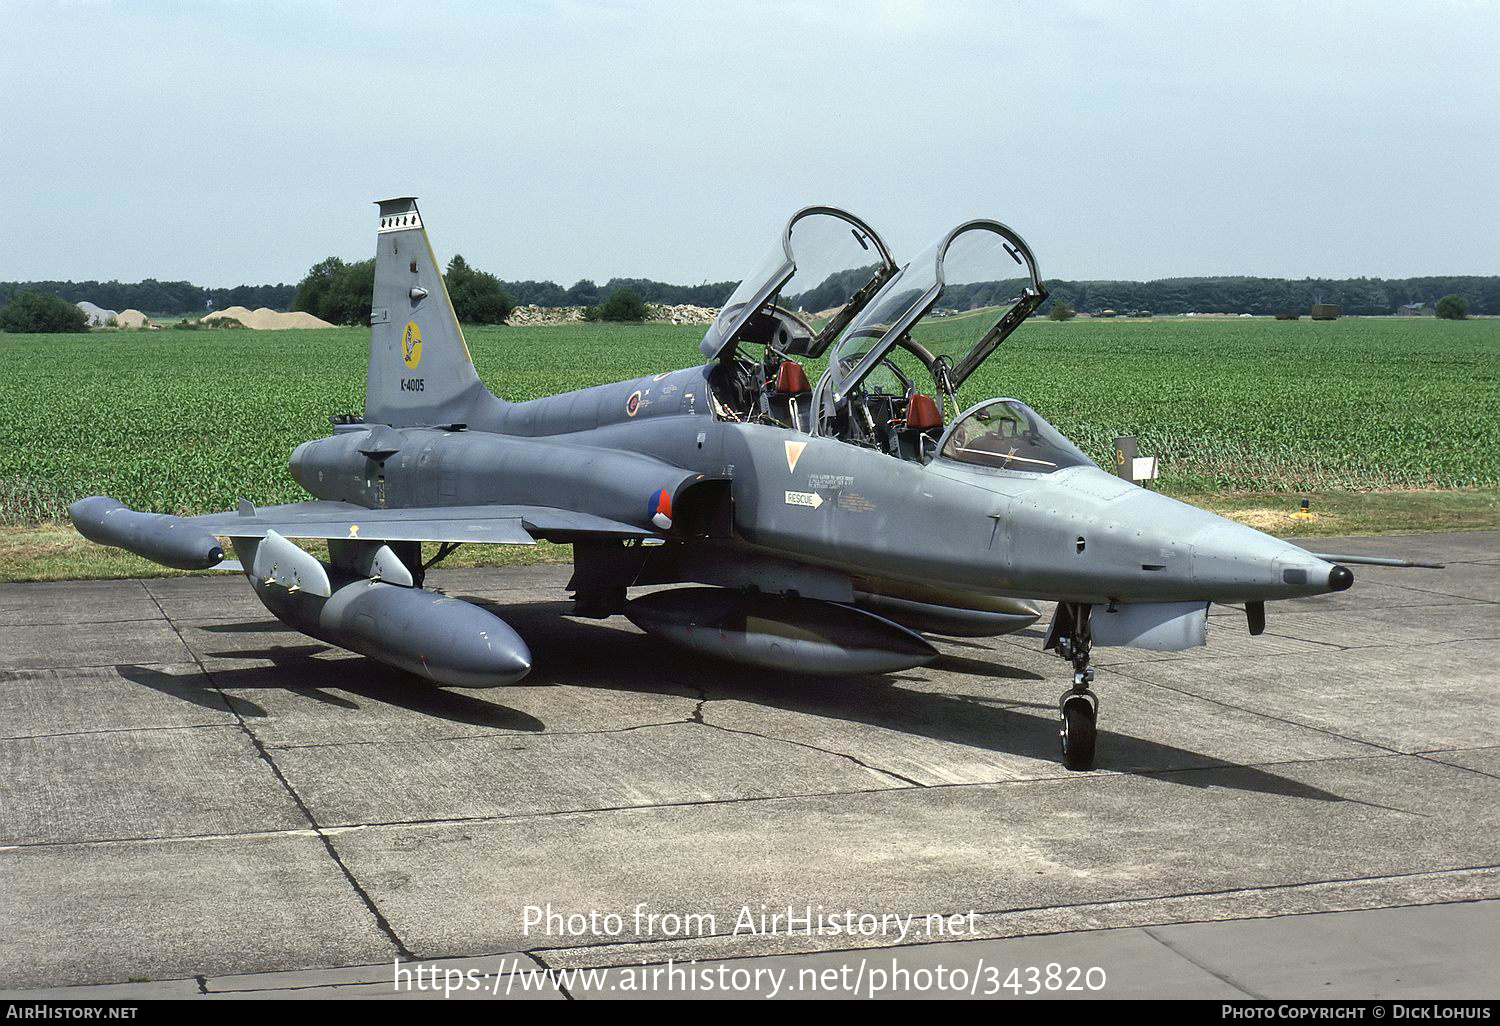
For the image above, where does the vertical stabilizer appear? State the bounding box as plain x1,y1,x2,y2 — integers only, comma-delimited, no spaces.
365,198,491,426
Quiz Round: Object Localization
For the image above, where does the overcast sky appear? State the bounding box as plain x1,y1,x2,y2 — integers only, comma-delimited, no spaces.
3,0,1496,288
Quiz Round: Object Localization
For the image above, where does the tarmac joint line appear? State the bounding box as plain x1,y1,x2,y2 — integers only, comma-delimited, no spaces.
138,579,417,962
1142,925,1261,997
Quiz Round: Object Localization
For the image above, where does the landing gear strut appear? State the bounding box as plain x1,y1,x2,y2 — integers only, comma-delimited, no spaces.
1046,602,1099,770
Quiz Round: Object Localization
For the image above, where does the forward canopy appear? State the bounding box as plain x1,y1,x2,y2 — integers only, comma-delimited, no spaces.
699,206,898,361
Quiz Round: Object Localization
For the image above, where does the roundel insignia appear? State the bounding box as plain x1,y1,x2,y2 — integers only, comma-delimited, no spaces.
402,321,423,369
625,390,642,417
648,488,672,530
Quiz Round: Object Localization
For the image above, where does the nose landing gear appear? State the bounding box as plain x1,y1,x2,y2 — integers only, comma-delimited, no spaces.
1046,602,1099,770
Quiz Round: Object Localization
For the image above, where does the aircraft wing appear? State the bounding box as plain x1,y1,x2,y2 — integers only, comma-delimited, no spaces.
187,500,654,545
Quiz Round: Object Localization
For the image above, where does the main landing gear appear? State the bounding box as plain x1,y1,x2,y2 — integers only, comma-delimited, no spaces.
1046,603,1099,770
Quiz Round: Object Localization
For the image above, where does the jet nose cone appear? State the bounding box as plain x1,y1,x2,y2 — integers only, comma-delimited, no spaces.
1328,565,1354,592
1186,517,1347,601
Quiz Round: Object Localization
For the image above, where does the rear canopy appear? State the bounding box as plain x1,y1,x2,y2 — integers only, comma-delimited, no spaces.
822,220,1047,409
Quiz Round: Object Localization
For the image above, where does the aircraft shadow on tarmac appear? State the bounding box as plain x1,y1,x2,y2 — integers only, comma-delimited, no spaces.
196,619,294,634
114,597,1350,804
116,651,546,733
461,597,1354,804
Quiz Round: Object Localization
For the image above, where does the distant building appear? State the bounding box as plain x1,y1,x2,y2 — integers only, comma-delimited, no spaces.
1396,302,1426,316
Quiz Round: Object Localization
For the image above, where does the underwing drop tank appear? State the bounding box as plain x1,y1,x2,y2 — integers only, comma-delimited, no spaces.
235,533,531,688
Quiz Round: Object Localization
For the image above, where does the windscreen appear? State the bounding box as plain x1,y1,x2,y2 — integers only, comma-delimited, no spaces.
938,399,1093,474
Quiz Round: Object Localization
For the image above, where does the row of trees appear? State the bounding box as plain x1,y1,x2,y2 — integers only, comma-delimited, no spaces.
7,267,1496,325
290,255,516,325
0,263,651,330
0,279,295,315
289,257,374,325
0,289,274,332
1021,275,1498,317
289,255,657,324
1039,290,1470,322
499,276,738,309
791,270,1498,318
0,281,653,331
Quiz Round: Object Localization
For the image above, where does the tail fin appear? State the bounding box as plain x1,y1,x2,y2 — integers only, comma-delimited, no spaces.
365,197,493,427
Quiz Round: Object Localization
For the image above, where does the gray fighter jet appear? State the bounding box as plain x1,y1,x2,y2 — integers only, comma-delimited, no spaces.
70,199,1434,769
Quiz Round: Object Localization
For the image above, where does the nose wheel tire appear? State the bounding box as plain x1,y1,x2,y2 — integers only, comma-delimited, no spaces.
1049,604,1099,770
1060,697,1097,771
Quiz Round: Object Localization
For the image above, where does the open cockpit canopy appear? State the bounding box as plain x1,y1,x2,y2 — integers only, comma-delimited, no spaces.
820,220,1046,414
699,206,897,361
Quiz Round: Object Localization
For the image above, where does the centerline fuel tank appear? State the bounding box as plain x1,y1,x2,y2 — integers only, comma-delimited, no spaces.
624,587,938,676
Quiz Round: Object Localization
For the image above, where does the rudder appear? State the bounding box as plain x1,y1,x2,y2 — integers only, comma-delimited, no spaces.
366,197,492,427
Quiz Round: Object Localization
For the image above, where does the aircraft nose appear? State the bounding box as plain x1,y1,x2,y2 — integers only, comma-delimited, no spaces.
1188,518,1343,601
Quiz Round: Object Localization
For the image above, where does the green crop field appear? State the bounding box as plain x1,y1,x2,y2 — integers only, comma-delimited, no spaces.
2,316,1497,528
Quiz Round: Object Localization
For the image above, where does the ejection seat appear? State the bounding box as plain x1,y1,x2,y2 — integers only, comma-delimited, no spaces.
767,359,812,431
896,392,943,462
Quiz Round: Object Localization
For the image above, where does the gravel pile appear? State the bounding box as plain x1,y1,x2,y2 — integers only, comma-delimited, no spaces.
505,303,719,327
202,306,335,329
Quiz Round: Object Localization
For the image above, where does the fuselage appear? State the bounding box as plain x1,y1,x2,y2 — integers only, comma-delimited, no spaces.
291,363,1346,608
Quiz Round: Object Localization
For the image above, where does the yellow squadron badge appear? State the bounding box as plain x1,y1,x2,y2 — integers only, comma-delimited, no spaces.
402,321,423,369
